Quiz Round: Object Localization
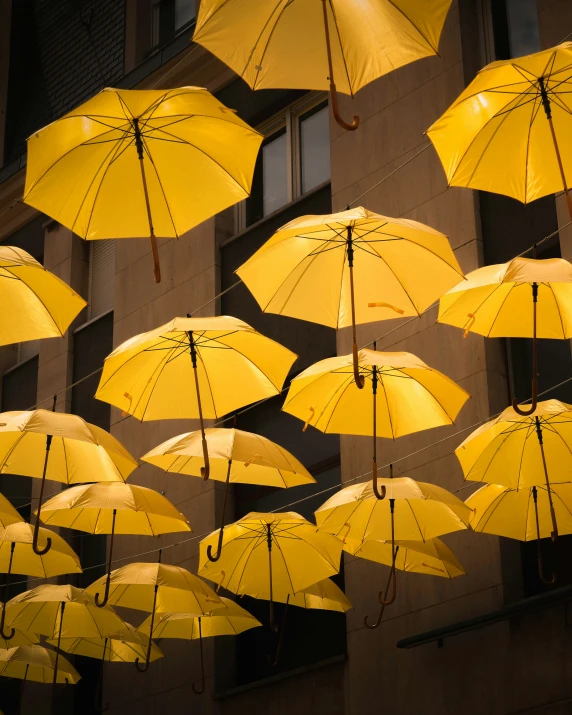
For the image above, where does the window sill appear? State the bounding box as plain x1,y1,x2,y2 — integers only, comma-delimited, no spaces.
221,180,332,249
396,583,572,649
73,309,114,334
213,653,346,700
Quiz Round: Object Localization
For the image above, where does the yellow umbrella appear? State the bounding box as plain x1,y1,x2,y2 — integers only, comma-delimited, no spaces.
0,246,86,346
466,483,572,584
194,0,453,130
86,552,224,672
315,474,471,612
48,624,163,711
237,207,463,386
283,349,469,497
138,597,260,694
0,645,80,685
38,482,191,607
439,256,572,415
0,406,137,556
0,522,82,641
23,87,263,282
427,43,572,219
346,536,465,629
198,512,343,631
456,400,572,542
4,585,125,687
0,607,38,649
142,426,315,562
96,316,296,479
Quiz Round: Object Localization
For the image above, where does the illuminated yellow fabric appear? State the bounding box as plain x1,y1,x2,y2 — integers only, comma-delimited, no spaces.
315,478,471,541
38,482,190,536
198,512,343,598
439,258,572,338
427,43,572,203
0,410,137,484
0,645,80,684
0,607,38,649
5,585,125,639
86,563,224,615
142,427,314,488
345,537,465,578
237,207,463,329
0,495,26,529
96,316,297,421
283,350,469,437
48,624,163,664
270,579,352,613
138,597,261,640
455,400,572,489
0,522,81,578
23,87,262,240
194,0,453,95
467,483,572,541
0,246,85,346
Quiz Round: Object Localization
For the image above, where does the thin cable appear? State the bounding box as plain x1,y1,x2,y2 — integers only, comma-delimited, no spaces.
0,198,22,220
349,143,432,207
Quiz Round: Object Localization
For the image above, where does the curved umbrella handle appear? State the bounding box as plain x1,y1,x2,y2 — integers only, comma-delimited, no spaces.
95,511,116,607
200,435,210,481
0,542,15,641
33,434,53,556
364,546,398,629
321,0,359,132
135,582,159,673
191,618,205,695
207,460,232,562
371,460,386,501
32,520,51,557
513,283,538,417
352,343,365,390
378,503,397,605
532,486,556,585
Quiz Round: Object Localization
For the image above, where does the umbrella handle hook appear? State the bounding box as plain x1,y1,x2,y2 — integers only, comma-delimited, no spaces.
512,283,538,417
188,330,210,480
95,511,116,607
378,506,397,606
207,460,232,562
33,433,53,556
135,582,159,673
532,486,556,585
364,546,398,629
94,638,110,712
0,542,15,640
191,618,205,695
371,375,386,500
321,0,359,131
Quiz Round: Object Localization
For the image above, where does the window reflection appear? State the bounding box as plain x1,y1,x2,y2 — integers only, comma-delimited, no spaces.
300,104,330,194
505,0,540,57
262,129,289,217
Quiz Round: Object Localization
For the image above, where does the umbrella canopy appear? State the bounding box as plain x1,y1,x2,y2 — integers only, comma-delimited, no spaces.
0,246,86,347
4,585,125,639
0,645,80,685
198,511,342,630
86,562,223,615
0,409,137,484
38,482,190,536
438,257,572,339
194,0,453,129
48,624,163,664
23,87,263,282
427,43,572,217
238,208,463,330
315,479,471,543
141,428,314,488
0,522,81,578
263,578,352,614
138,597,262,640
283,349,469,437
345,537,466,579
455,400,572,489
95,316,296,422
0,496,26,529
467,483,572,541
0,606,38,649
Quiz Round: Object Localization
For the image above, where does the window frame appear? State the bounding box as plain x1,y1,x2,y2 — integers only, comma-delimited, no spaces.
235,92,329,232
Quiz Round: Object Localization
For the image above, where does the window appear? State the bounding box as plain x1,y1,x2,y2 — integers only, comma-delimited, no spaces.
487,0,540,61
152,0,196,47
240,95,330,229
88,240,115,321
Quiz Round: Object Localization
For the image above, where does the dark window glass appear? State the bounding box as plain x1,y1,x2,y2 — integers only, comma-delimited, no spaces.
153,0,196,47
490,0,540,60
246,127,288,226
300,103,330,193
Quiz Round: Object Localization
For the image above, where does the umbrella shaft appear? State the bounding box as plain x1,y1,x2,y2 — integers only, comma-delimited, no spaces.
539,79,572,221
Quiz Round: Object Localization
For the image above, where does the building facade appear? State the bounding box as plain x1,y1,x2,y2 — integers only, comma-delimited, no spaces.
0,0,572,713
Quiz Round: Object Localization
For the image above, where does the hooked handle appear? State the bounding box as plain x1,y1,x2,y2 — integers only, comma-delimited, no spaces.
191,618,205,695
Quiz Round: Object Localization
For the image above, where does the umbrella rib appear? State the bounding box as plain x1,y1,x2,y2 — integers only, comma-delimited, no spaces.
326,0,360,94
477,489,509,535
271,537,296,594
137,344,182,420
321,373,360,433
384,0,440,53
405,500,426,541
378,373,396,438
140,139,179,238
72,134,135,237
523,95,541,204
2,269,69,337
550,284,568,338
246,0,295,89
195,345,218,418
468,427,518,482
